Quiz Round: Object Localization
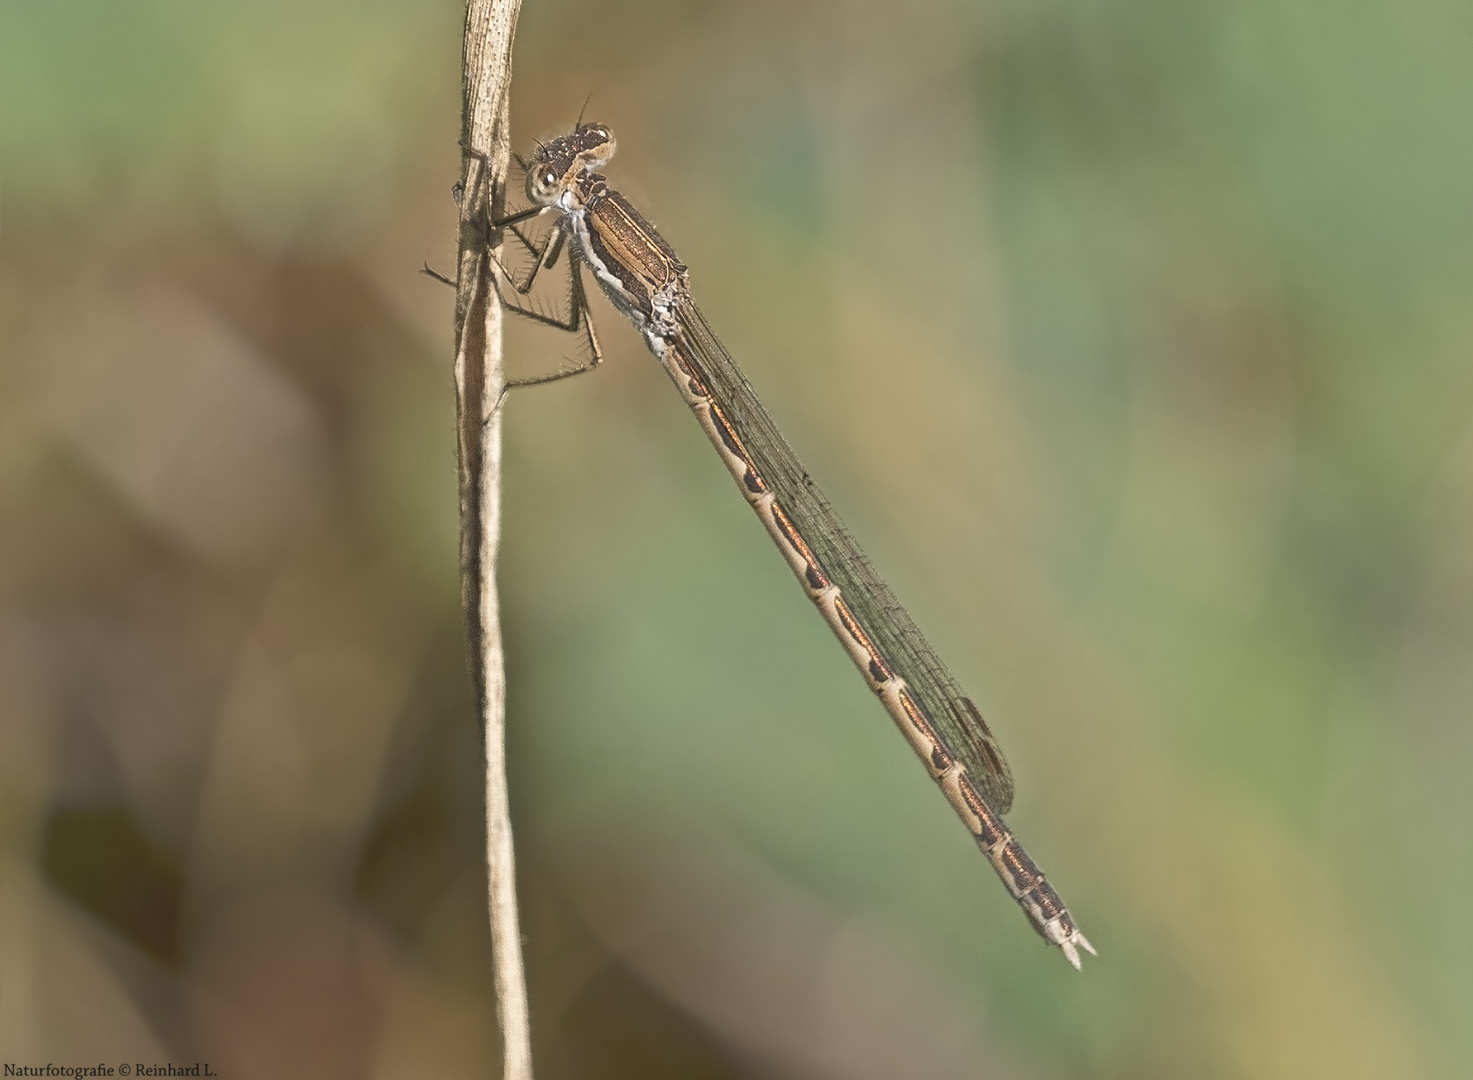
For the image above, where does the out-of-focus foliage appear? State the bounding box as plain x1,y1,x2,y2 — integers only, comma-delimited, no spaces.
2,1,1469,1077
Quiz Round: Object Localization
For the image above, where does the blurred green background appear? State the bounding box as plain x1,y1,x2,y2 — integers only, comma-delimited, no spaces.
3,1,1470,1077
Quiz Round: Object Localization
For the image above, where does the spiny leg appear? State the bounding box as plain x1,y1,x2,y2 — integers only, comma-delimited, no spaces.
488,251,603,391
421,250,599,396
435,151,603,396
421,262,457,288
421,222,591,374
420,205,551,290
494,216,569,296
453,143,562,289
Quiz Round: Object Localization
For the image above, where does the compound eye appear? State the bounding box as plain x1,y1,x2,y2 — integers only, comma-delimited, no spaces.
527,165,562,202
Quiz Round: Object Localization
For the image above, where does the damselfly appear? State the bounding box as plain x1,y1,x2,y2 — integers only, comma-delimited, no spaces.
486,122,1093,969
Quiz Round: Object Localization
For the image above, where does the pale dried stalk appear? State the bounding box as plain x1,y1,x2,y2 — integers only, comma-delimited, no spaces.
452,1,531,1078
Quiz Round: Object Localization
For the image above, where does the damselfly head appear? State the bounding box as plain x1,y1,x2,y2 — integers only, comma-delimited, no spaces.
524,123,617,207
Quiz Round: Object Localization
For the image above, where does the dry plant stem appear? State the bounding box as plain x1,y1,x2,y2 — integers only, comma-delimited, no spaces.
454,1,531,1078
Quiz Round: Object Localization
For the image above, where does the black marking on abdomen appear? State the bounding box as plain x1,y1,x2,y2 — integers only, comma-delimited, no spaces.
668,344,711,399
704,399,767,496
710,403,744,457
955,772,1006,848
769,501,831,591
897,688,949,768
832,596,894,684
996,843,1045,897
